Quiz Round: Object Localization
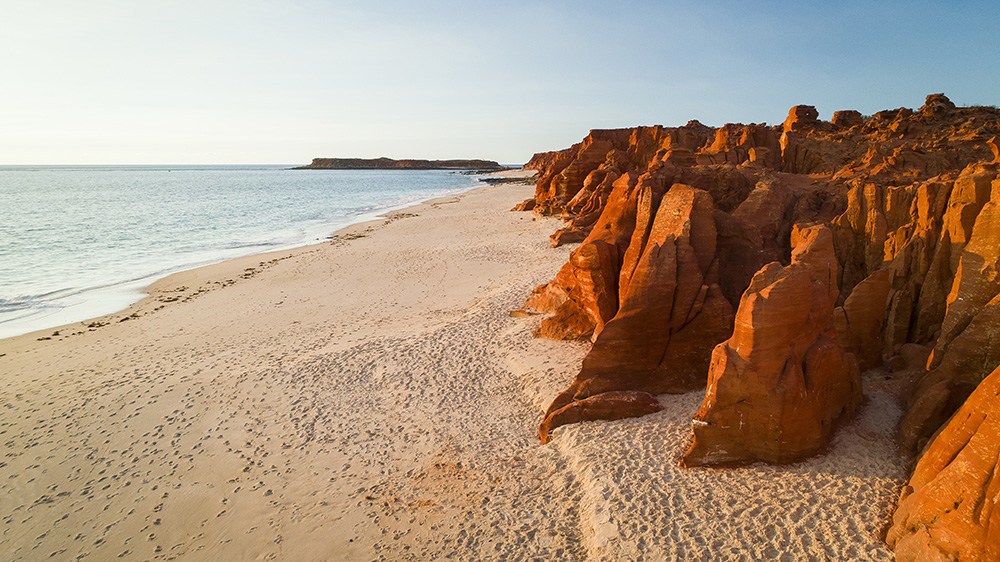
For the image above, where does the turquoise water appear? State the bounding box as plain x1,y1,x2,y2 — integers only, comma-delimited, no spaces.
0,165,482,338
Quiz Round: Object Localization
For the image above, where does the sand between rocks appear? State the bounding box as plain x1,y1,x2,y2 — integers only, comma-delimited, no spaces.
0,172,906,561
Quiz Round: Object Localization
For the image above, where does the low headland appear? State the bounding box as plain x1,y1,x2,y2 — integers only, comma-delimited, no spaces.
2,93,998,561
294,157,504,170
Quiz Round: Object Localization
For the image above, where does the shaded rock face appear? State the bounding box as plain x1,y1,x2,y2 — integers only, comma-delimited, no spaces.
833,269,891,370
886,364,1000,562
682,226,862,466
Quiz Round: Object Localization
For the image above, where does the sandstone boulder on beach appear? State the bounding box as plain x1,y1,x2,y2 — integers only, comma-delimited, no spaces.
886,365,1000,562
538,391,661,444
682,226,862,466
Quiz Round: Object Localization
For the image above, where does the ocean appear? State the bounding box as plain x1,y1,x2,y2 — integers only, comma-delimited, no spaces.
0,165,485,339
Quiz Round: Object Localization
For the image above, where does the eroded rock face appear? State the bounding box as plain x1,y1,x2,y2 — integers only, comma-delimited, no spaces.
523,172,648,340
529,125,713,219
886,364,1000,562
898,174,1000,451
682,226,862,466
539,184,736,439
520,95,1000,457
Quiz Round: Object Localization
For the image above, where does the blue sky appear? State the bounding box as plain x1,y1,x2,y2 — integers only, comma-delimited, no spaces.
1,0,996,164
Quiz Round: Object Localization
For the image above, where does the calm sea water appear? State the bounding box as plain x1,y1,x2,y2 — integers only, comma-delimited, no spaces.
0,165,484,339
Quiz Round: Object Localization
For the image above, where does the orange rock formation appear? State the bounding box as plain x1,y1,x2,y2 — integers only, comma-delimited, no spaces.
886,364,1000,562
517,92,1000,554
682,225,862,465
538,184,736,440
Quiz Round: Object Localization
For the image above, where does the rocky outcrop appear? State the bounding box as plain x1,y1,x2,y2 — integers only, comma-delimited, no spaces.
524,150,567,171
516,92,1000,556
782,105,821,134
832,110,864,128
886,364,1000,562
682,226,862,466
898,168,1000,452
520,94,1000,457
528,124,715,219
295,157,503,170
538,184,736,439
522,171,648,340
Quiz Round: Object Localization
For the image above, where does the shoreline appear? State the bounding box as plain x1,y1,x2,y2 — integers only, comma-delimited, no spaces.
0,171,906,561
0,170,517,343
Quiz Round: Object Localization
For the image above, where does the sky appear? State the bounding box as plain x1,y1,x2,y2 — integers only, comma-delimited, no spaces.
1,0,997,165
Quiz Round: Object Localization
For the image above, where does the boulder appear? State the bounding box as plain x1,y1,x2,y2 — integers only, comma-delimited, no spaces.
782,105,820,134
683,225,862,466
832,110,864,128
538,391,662,444
918,93,957,119
511,198,536,212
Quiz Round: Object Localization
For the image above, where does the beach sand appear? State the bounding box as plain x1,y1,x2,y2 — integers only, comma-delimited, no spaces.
0,171,907,561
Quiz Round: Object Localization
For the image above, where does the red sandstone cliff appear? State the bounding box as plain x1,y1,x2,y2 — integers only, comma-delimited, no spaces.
517,94,1000,554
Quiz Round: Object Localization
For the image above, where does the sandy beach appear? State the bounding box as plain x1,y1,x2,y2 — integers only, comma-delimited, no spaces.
0,172,908,561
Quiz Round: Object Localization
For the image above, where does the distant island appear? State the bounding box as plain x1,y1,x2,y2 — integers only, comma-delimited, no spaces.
294,157,504,170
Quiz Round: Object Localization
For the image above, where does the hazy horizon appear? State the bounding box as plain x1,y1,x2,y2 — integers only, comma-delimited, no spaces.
2,0,997,165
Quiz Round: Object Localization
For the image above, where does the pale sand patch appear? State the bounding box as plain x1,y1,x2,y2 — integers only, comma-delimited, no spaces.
0,173,906,561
